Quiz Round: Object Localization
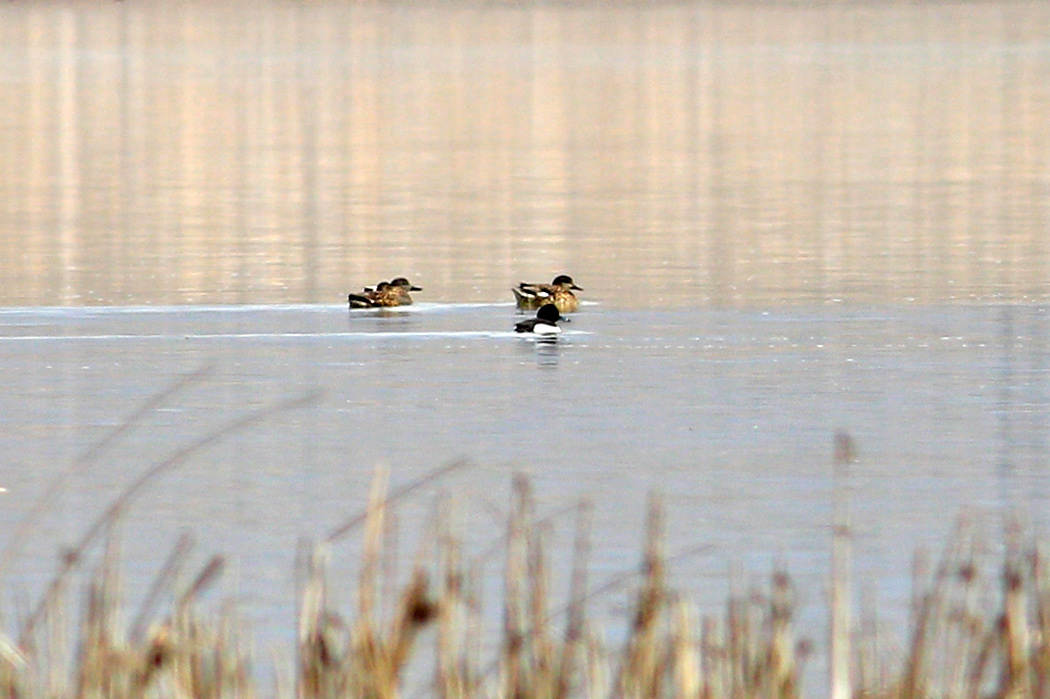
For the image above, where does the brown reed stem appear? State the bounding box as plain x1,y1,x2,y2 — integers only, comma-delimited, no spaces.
0,366,214,584
19,390,321,648
501,474,530,699
830,430,855,699
325,459,471,544
128,530,194,643
555,499,593,699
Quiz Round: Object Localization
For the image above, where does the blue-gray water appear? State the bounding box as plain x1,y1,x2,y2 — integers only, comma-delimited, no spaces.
3,301,1049,679
2,0,1050,692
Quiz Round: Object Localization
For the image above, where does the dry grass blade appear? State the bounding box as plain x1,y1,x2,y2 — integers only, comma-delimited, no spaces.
433,495,479,699
670,598,699,699
999,519,1030,699
612,493,666,699
1033,542,1050,699
179,555,226,611
129,530,195,643
555,499,593,699
767,569,799,699
13,465,1050,699
19,389,322,646
501,474,530,699
385,567,439,682
896,522,976,699
298,543,347,699
299,466,446,699
830,430,855,699
359,464,390,627
0,365,213,583
325,459,472,544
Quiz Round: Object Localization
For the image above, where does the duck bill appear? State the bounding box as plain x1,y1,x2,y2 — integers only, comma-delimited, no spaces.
410,286,422,291
571,285,583,290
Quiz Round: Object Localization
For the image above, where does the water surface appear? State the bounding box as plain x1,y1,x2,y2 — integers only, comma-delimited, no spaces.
2,302,1049,670
1,1,1048,306
1,0,1050,690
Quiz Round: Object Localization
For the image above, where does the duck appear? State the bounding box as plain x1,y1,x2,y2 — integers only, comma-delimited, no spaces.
512,275,583,313
514,303,568,335
348,278,422,308
348,281,387,308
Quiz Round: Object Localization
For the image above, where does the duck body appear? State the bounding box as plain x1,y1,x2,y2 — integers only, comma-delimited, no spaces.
512,275,583,313
515,303,568,335
348,278,422,308
348,282,388,308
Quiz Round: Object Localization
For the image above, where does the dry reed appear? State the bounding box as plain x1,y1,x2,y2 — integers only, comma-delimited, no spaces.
5,441,1050,698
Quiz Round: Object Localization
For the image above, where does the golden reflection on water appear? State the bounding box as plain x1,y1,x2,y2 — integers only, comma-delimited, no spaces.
0,1,1048,308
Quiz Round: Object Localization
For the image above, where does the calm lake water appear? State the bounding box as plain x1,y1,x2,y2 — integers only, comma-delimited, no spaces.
1,0,1050,692
3,301,1050,688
